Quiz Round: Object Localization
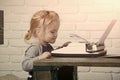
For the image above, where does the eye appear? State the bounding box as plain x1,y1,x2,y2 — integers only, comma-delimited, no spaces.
50,31,55,34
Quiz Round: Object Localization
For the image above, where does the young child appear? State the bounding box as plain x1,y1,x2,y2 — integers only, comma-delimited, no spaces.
22,10,74,80
22,10,60,72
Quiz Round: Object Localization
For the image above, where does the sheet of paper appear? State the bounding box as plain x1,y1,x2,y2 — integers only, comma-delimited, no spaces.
52,42,100,54
52,42,87,54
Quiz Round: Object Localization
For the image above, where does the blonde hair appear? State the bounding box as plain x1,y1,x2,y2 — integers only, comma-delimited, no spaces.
24,10,59,43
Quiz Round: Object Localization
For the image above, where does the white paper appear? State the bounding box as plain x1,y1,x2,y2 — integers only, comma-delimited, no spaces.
52,42,86,54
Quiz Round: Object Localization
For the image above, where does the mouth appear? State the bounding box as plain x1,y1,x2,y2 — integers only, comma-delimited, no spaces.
50,38,56,43
52,37,56,40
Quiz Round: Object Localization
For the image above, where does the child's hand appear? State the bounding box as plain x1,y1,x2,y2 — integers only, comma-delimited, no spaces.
38,52,51,60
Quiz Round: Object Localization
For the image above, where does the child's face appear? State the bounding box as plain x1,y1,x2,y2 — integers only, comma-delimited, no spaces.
43,21,60,44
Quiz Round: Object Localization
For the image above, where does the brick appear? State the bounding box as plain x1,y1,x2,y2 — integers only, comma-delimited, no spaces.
112,39,120,48
115,12,120,19
105,39,112,47
75,31,90,39
108,24,120,38
0,55,9,63
44,6,78,14
4,23,11,30
60,14,87,23
0,7,12,15
78,0,94,6
0,47,22,55
10,55,23,63
91,67,120,73
95,0,114,6
91,31,120,39
5,14,21,23
112,73,120,80
109,32,120,38
55,6,78,14
78,72,112,80
0,63,22,70
8,23,29,31
25,0,58,6
20,14,32,23
79,6,113,14
10,6,43,15
57,0,79,14
4,31,22,39
77,66,90,72
91,31,105,38
59,23,76,31
59,0,78,6
88,13,114,22
9,39,29,47
106,47,120,54
76,22,108,30
11,71,28,78
0,71,11,77
0,0,24,6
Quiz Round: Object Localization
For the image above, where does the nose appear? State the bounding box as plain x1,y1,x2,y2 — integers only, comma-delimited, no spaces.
54,34,57,38
54,33,57,38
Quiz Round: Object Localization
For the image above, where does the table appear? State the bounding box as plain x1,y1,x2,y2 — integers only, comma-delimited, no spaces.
33,57,120,80
34,57,120,67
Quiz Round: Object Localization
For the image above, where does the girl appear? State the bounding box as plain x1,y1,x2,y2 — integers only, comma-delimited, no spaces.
22,10,73,80
22,10,60,72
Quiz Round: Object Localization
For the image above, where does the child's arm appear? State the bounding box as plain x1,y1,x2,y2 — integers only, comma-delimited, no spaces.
22,45,52,72
22,45,41,72
38,52,51,60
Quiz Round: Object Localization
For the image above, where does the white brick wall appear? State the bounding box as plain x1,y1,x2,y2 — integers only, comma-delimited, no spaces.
0,0,120,80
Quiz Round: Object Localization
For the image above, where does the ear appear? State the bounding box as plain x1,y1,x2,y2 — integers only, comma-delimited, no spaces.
35,28,41,34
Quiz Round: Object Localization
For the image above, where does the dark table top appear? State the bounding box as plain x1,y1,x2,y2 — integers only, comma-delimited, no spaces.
34,57,120,67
